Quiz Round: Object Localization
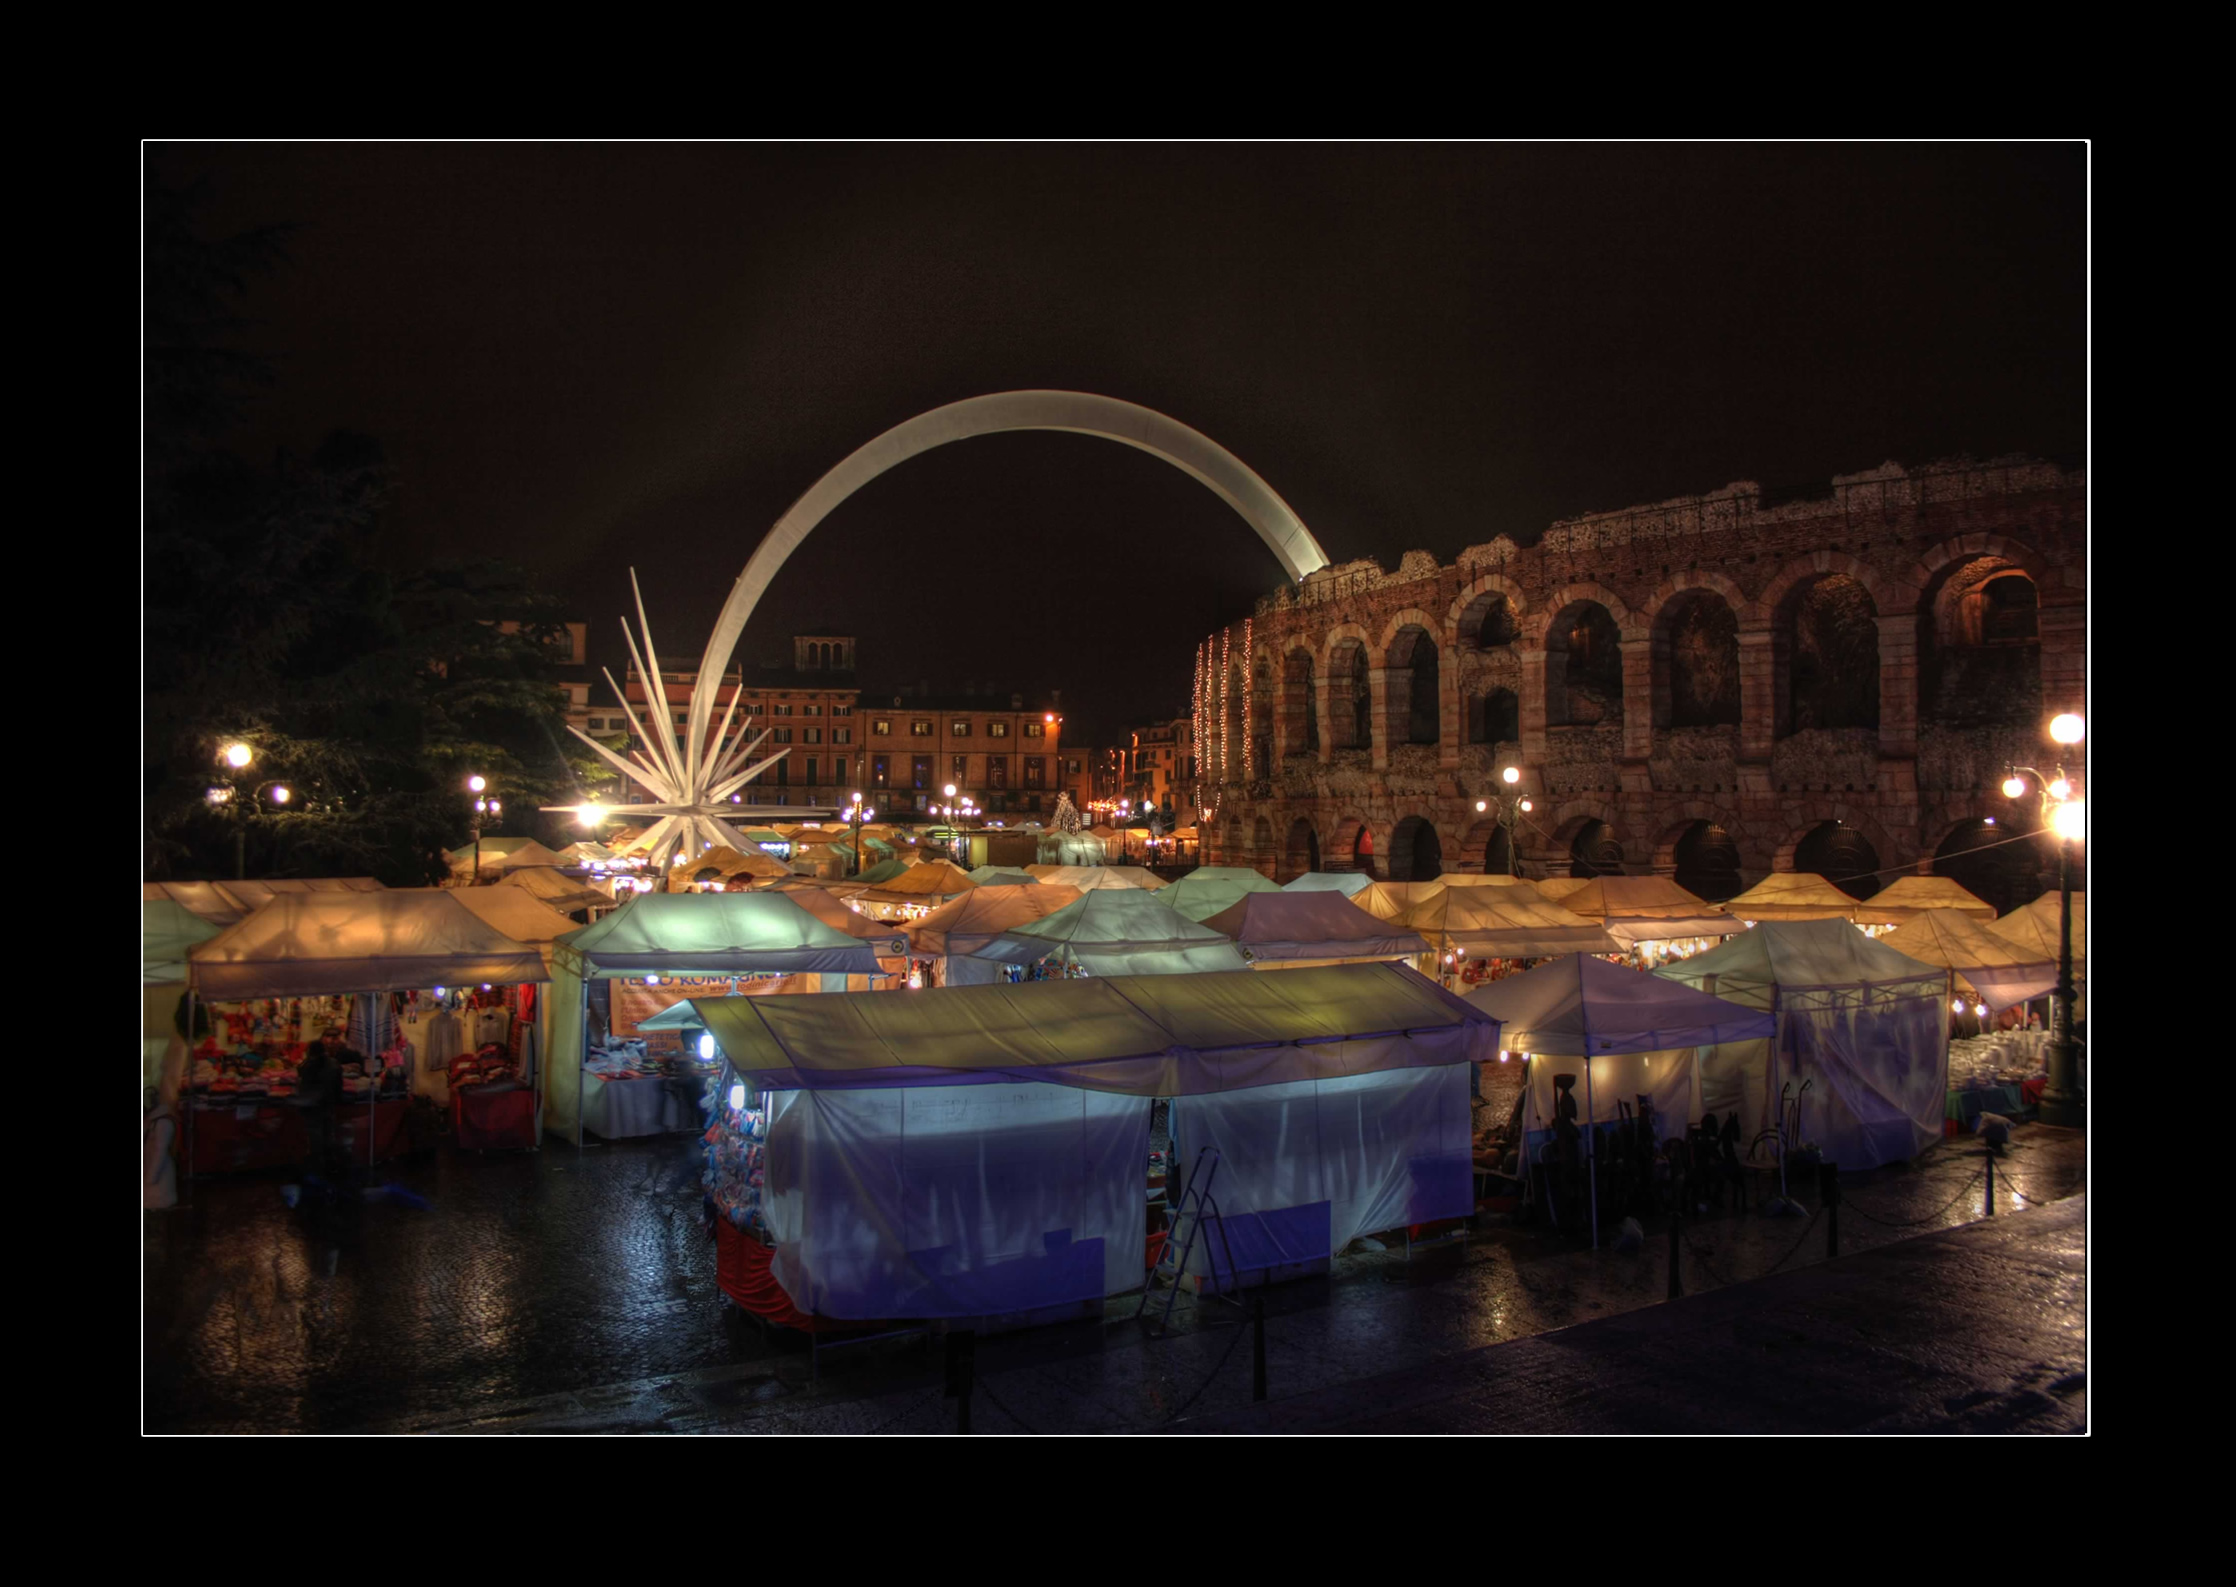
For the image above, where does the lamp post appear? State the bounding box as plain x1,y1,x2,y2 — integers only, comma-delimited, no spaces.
1473,764,1536,876
2004,711,2085,1128
468,774,500,883
847,792,875,878
215,741,254,878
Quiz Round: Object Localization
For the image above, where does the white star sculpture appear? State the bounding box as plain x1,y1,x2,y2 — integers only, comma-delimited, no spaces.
543,570,792,875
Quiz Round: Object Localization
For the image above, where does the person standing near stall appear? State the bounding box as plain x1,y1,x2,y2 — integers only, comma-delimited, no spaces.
296,1026,354,1181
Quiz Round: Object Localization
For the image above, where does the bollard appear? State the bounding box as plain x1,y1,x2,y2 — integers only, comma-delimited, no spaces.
1985,1150,1995,1218
1251,1290,1268,1402
1819,1161,1840,1258
944,1329,976,1434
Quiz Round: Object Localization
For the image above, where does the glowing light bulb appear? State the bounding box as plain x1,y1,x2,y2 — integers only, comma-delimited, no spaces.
2051,798,2085,844
579,802,606,828
269,785,290,804
2049,713,2085,746
1973,1004,1987,1018
699,1033,715,1060
645,974,660,985
1502,766,1520,785
468,774,486,793
1477,800,1488,813
728,1083,746,1111
1497,1051,1509,1063
1953,999,1965,1013
2002,775,2027,799
2047,777,2072,802
222,742,252,768
1519,799,1533,813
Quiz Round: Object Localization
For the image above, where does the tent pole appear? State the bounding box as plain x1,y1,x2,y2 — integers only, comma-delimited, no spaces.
1586,1055,1598,1250
577,974,590,1150
366,992,378,1174
182,985,199,1207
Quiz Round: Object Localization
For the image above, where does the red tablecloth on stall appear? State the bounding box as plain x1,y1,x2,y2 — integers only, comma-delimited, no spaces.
185,1095,410,1174
713,1218,853,1333
452,1085,537,1150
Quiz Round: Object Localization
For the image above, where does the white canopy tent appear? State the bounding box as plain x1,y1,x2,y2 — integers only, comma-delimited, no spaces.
1395,886,1620,966
142,881,246,926
1551,876,1744,946
1657,918,1950,1170
1467,953,1776,1246
1039,865,1169,892
966,887,1249,981
695,962,1498,1319
1881,909,2057,1010
185,892,549,1174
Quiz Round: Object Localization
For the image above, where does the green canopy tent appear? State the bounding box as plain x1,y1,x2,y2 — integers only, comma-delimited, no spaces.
966,888,1249,982
145,899,223,1100
547,892,881,1145
1157,865,1285,923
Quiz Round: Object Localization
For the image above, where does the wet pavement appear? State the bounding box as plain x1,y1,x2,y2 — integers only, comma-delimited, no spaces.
144,1122,2086,1434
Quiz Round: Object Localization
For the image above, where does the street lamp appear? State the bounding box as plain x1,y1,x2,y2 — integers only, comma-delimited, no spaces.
1474,765,1536,875
2004,712,2084,1128
467,774,500,882
215,741,256,877
847,792,876,877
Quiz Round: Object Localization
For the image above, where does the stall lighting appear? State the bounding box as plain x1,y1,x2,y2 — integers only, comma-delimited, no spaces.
728,1083,746,1111
645,974,660,985
699,1033,716,1060
1952,998,1966,1013
481,984,491,990
1974,1004,1987,1018
434,986,446,995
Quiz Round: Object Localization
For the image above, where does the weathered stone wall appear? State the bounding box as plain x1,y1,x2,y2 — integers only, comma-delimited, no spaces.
1196,456,2086,888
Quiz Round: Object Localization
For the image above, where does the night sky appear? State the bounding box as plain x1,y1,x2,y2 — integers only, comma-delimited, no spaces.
146,143,2086,746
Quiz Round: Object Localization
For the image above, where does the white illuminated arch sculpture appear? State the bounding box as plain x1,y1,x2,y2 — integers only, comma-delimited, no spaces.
681,390,1331,758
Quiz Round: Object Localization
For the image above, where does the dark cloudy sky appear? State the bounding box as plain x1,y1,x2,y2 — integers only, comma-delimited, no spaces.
146,143,2086,746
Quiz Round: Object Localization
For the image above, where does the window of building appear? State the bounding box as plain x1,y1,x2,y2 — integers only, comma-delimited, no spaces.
951,720,972,737
775,703,793,716
775,759,789,785
804,757,818,784
872,756,889,787
804,728,822,744
912,756,932,790
832,728,851,745
832,705,853,717
801,703,820,715
1023,722,1044,738
1068,758,1082,774
773,728,793,744
1024,758,1044,789
987,758,1008,789
911,720,933,737
951,755,968,782
987,720,1009,739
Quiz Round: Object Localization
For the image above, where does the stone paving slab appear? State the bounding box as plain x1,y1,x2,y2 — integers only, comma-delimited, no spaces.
1180,1195,2086,1434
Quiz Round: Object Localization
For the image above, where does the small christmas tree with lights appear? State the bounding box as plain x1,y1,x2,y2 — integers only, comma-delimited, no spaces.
1052,791,1082,834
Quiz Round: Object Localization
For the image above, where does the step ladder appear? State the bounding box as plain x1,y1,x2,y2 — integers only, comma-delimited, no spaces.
1138,1146,1245,1336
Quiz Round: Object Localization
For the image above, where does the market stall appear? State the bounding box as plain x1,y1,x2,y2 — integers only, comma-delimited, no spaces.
1723,871,1872,924
1863,874,1998,925
1468,954,1775,1244
1532,876,1594,903
1347,880,1453,922
433,885,583,1147
1201,889,1429,970
1549,876,1744,965
909,883,1085,986
1393,886,1619,987
694,961,1498,1323
495,864,615,917
216,877,388,914
445,836,544,879
967,865,1043,887
184,892,547,1176
546,892,881,1144
966,887,1248,981
145,899,222,1104
1656,917,1949,1171
852,859,979,923
1158,865,1285,923
1991,890,2087,967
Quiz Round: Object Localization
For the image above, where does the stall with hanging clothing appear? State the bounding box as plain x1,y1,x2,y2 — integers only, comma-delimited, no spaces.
183,892,546,1175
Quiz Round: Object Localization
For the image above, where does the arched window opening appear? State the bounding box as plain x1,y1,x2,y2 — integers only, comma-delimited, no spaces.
1568,819,1623,878
1672,821,1743,902
1283,819,1320,881
1657,592,1740,729
1793,820,1881,901
1330,640,1372,750
1390,816,1442,882
1781,576,1879,735
1469,687,1520,746
1283,650,1318,757
1457,591,1520,650
1933,819,2044,919
1386,626,1441,745
1546,603,1623,728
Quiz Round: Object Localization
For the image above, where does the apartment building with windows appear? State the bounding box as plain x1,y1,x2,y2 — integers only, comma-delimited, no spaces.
858,684,1073,817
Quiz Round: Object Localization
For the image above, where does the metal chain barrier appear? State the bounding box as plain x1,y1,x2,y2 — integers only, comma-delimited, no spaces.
1840,1168,1985,1229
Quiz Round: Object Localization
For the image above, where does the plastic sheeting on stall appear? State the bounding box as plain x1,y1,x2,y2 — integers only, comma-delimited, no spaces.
188,891,548,999
966,886,1249,978
1201,889,1429,964
1281,871,1374,898
762,1082,1148,1320
1658,918,1950,1168
1169,1065,1473,1283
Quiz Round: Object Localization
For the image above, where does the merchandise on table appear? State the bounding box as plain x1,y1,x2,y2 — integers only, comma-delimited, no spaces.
702,1090,770,1236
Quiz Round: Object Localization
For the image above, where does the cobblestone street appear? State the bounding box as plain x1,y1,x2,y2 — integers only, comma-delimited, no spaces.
144,1122,2085,1434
